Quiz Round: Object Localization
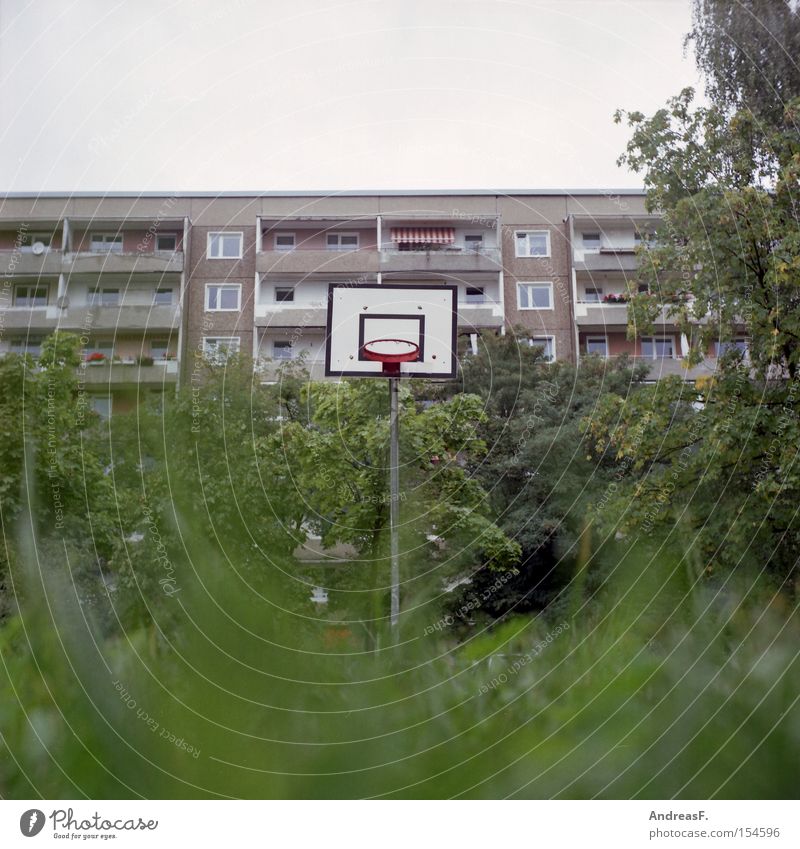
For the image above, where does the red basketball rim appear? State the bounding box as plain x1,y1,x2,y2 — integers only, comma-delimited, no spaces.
361,338,420,363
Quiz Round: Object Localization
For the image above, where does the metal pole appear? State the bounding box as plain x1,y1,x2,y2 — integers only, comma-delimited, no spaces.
389,376,400,636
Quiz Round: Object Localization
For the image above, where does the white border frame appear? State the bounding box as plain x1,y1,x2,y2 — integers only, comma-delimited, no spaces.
202,336,241,361
517,281,554,311
273,231,296,251
585,335,609,357
325,231,360,251
90,232,124,253
640,334,676,359
514,229,551,258
205,283,242,312
155,232,178,252
528,335,556,362
207,231,244,259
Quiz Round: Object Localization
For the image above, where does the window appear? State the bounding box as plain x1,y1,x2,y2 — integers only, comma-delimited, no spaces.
91,233,123,253
465,286,485,304
275,287,295,303
90,396,112,419
528,336,555,361
326,232,359,251
203,337,240,362
13,285,47,307
205,283,241,311
273,232,296,251
464,234,484,251
155,233,177,252
584,287,603,303
716,339,748,357
87,340,115,358
153,288,173,306
582,232,601,250
207,232,243,259
20,232,54,253
88,287,120,306
9,336,44,357
586,336,608,357
641,336,675,358
150,339,171,359
514,230,550,257
517,282,553,310
272,341,294,360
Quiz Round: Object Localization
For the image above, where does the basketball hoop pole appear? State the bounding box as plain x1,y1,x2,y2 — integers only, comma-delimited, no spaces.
389,376,401,637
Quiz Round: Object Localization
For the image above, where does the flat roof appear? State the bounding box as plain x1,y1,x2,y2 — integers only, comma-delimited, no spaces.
1,188,647,199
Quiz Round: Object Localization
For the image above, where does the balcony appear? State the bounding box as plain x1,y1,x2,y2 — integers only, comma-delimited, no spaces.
380,245,501,274
256,358,327,382
256,248,379,275
65,250,184,275
254,305,327,328
456,298,504,328
77,359,179,386
583,354,719,382
574,300,677,328
64,303,180,331
573,249,639,273
0,249,63,276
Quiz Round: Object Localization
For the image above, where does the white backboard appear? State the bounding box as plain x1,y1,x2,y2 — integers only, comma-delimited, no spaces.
325,283,458,378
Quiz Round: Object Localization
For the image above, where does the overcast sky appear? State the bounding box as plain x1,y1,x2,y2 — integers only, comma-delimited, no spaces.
0,0,700,193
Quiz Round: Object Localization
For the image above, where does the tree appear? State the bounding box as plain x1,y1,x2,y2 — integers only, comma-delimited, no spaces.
269,377,521,643
590,5,800,586
443,332,648,627
686,0,800,131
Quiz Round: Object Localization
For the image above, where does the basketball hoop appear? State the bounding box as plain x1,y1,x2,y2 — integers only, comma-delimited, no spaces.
361,338,420,375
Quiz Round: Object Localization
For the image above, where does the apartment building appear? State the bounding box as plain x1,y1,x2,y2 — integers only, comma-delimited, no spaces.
0,190,723,414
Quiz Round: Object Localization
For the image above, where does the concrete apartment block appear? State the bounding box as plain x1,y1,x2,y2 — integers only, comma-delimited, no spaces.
0,189,725,412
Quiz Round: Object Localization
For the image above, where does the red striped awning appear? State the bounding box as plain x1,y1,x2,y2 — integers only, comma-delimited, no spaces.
391,227,455,245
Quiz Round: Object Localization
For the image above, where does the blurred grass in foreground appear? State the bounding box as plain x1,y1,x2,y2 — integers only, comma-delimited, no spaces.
1,504,798,800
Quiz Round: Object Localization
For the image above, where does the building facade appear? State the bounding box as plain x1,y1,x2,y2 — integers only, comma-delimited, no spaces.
0,190,721,414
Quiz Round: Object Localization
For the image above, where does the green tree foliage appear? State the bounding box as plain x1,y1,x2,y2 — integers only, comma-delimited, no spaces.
591,3,800,585
444,332,648,623
686,0,800,130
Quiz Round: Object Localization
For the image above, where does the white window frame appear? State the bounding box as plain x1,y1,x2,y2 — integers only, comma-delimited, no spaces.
272,340,295,360
153,287,174,306
87,340,115,358
13,284,48,307
514,230,551,258
155,233,178,252
149,338,171,360
640,336,676,359
90,396,112,419
464,286,486,304
274,286,295,303
203,336,241,363
584,287,603,303
585,336,609,357
464,233,484,252
88,287,120,307
207,231,243,260
20,232,54,253
517,281,553,311
90,232,124,254
9,335,45,356
582,232,602,251
273,232,296,252
205,283,242,312
527,336,556,362
715,338,749,357
326,232,359,251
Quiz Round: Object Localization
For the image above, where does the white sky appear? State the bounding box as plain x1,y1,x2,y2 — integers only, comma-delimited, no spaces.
0,0,700,192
